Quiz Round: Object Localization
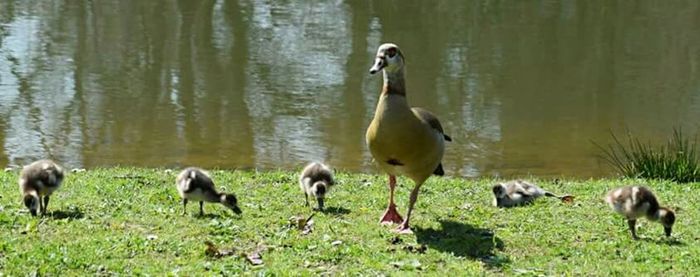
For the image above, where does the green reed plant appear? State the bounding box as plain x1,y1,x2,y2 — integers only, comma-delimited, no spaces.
597,129,700,182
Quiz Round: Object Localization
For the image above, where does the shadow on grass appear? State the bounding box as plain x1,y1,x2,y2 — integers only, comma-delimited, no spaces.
321,206,351,215
187,207,243,219
640,237,686,246
50,208,84,219
415,220,509,268
187,213,221,219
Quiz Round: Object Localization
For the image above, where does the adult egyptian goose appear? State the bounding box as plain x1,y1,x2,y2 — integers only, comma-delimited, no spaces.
366,43,451,234
605,185,675,239
299,162,335,210
176,167,242,216
19,159,65,216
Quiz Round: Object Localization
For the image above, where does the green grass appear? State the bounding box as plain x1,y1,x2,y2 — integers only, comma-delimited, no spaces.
597,129,700,182
1,168,699,275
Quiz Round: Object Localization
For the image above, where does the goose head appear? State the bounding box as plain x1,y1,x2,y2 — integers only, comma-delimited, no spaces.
492,183,507,199
311,181,329,210
658,208,675,237
369,43,405,75
23,194,38,216
220,193,242,214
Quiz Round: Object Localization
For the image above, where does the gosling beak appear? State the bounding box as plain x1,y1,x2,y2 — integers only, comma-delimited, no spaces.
316,197,325,211
664,226,672,237
232,206,242,215
369,58,385,74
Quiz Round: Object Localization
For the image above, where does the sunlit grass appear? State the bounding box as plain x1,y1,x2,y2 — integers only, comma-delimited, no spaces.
596,129,700,183
0,168,699,275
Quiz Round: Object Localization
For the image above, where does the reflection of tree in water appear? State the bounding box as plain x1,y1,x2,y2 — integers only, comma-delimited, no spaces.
0,1,83,167
0,0,259,169
0,0,699,176
243,0,352,168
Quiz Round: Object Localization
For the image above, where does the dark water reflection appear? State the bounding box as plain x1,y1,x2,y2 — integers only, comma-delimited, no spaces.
1,1,699,178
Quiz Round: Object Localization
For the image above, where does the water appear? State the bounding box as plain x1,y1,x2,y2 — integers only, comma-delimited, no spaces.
1,0,699,178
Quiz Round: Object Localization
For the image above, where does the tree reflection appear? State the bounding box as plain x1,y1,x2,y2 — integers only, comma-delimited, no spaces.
0,0,698,177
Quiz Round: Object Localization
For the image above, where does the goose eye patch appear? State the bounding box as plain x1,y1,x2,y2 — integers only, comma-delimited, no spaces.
387,48,397,58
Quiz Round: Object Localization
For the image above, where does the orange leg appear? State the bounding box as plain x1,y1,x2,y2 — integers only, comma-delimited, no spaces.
380,175,404,225
396,184,421,234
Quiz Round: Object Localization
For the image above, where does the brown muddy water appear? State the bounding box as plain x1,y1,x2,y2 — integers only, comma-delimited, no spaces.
1,0,699,178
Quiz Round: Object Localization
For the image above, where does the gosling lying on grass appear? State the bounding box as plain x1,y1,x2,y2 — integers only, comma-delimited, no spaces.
19,159,65,216
605,185,675,239
299,162,335,211
492,180,572,208
176,167,242,216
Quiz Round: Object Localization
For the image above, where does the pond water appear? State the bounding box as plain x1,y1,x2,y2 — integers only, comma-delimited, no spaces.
1,0,699,178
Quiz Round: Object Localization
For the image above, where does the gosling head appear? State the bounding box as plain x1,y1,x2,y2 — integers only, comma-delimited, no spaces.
23,194,38,216
311,181,329,211
220,193,242,215
658,208,676,237
492,183,507,199
369,43,405,74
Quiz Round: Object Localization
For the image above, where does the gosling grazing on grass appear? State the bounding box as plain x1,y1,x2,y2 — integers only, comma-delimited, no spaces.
299,162,335,210
366,43,452,234
19,159,65,216
492,180,573,208
605,185,675,239
176,167,242,216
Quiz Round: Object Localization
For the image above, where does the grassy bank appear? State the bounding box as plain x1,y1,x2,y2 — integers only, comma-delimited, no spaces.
0,168,699,275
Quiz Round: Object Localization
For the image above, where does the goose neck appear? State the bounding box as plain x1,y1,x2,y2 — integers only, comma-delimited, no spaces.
382,69,406,96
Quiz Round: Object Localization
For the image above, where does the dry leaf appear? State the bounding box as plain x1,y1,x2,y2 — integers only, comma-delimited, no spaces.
289,214,315,235
246,252,263,265
561,195,575,204
204,241,236,258
302,219,314,235
204,241,219,257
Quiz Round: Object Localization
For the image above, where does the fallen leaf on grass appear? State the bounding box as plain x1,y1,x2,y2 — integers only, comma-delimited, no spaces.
246,252,263,265
204,241,236,258
246,243,267,266
289,214,315,235
561,195,575,204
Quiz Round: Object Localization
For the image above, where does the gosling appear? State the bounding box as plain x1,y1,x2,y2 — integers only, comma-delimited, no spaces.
299,162,335,210
605,185,675,239
176,167,242,216
492,180,572,208
19,159,65,216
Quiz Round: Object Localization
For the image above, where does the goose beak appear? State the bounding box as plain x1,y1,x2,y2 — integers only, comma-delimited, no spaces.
316,197,325,211
665,226,672,237
369,58,385,74
232,206,242,215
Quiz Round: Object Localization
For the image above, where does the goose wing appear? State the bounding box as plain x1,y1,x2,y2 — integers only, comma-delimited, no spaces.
411,107,452,141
